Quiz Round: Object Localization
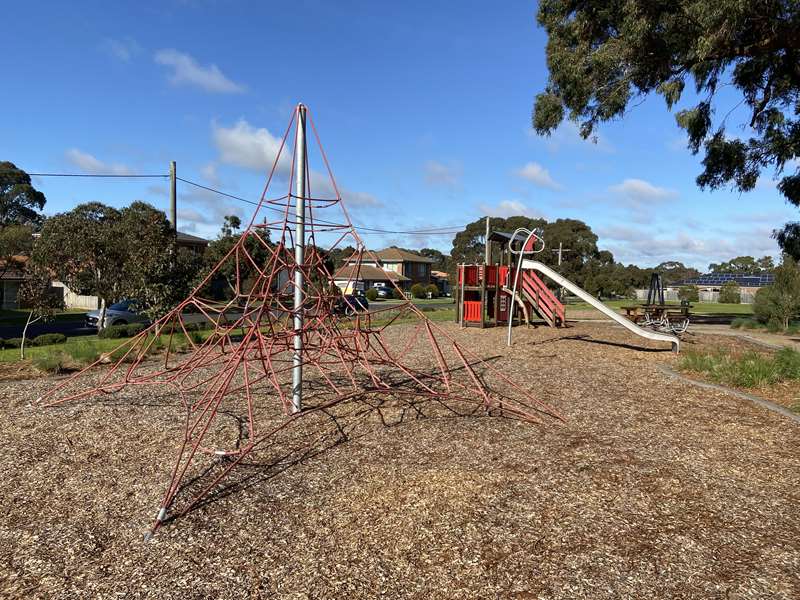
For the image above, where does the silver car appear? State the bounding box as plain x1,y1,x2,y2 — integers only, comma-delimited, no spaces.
85,300,149,329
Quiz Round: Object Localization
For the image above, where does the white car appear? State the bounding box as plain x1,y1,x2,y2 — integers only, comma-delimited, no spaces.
85,300,149,329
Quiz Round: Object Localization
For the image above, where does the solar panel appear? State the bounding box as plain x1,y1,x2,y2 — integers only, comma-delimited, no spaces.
679,272,774,287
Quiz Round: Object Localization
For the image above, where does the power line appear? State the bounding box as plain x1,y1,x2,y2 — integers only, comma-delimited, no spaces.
28,173,168,178
23,170,463,236
176,176,464,236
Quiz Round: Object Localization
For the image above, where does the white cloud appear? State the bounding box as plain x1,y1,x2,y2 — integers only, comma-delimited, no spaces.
423,160,461,187
477,199,545,219
533,121,614,153
212,120,289,173
101,37,140,62
65,148,134,175
514,162,563,191
154,49,245,94
608,178,677,206
602,227,780,269
212,119,381,209
200,162,220,186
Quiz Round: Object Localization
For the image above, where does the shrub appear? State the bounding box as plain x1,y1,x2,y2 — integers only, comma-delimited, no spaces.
365,288,379,301
425,284,439,298
766,319,784,333
65,340,102,365
126,323,146,337
753,257,800,328
730,317,747,329
678,285,699,302
0,338,4,349
393,288,405,300
33,350,68,374
98,325,129,339
775,347,800,379
410,283,427,299
787,322,800,335
5,338,23,348
718,281,741,304
31,333,67,347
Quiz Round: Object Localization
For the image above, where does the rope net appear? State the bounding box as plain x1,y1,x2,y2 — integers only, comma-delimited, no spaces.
38,104,563,533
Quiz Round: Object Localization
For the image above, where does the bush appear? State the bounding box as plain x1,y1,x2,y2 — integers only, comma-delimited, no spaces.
730,317,746,329
98,325,129,339
31,333,67,347
65,340,103,365
753,258,800,328
718,281,741,304
766,319,784,333
126,323,146,337
33,350,68,374
775,347,800,379
425,284,439,298
678,285,699,302
365,288,379,301
5,338,23,348
393,288,405,300
410,283,427,299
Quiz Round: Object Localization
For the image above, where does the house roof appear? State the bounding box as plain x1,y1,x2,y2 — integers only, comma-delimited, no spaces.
0,255,29,280
373,247,435,263
333,264,410,282
679,272,775,288
176,231,209,246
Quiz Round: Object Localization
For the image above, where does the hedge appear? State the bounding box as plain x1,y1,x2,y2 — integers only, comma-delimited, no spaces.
31,333,67,346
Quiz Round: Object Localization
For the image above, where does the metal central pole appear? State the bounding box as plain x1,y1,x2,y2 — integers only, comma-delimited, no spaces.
291,104,307,413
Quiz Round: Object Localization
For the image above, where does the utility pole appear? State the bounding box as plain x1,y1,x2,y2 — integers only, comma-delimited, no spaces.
484,216,491,265
551,242,572,300
291,105,307,414
169,161,177,232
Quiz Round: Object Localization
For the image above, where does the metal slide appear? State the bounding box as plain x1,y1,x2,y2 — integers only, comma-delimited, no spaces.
521,259,680,352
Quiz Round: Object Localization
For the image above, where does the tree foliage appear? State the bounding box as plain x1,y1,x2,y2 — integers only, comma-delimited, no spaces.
653,261,700,284
0,162,46,227
678,285,700,302
33,202,201,325
718,281,742,303
708,255,774,273
533,1,800,228
753,256,800,328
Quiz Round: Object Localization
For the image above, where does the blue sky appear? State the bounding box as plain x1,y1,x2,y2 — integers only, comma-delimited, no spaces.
2,0,796,269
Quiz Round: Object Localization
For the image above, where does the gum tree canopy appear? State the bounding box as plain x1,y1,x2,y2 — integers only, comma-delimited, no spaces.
533,1,800,251
0,162,46,226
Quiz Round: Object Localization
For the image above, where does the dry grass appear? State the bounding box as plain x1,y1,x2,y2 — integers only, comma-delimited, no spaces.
1,321,799,599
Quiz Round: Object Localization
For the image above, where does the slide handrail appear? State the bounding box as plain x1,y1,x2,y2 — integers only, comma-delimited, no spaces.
520,259,680,352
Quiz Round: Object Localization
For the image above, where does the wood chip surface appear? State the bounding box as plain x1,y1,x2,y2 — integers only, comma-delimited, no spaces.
1,321,798,599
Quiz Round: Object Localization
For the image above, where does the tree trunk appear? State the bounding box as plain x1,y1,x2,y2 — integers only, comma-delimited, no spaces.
98,297,107,332
20,312,40,360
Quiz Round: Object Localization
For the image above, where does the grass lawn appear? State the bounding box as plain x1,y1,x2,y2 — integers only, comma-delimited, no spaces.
564,299,753,315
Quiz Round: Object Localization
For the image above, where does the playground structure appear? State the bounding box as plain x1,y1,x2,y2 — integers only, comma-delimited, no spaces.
37,104,564,535
456,229,681,351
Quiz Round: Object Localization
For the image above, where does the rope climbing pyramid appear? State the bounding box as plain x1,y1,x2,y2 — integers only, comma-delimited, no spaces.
39,104,563,534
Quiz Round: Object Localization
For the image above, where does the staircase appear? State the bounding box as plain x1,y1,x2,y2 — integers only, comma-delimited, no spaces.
516,269,565,327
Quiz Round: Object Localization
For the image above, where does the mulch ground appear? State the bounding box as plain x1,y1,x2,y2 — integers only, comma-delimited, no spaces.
1,321,799,599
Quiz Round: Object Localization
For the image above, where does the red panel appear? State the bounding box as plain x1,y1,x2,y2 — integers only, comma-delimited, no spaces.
464,301,482,322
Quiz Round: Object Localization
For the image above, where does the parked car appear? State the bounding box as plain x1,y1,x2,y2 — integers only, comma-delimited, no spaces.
333,294,369,316
85,300,149,329
374,285,395,299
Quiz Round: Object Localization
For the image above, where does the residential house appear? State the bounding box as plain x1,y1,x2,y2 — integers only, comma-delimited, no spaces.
0,256,28,310
431,270,451,296
335,247,434,292
332,264,409,294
